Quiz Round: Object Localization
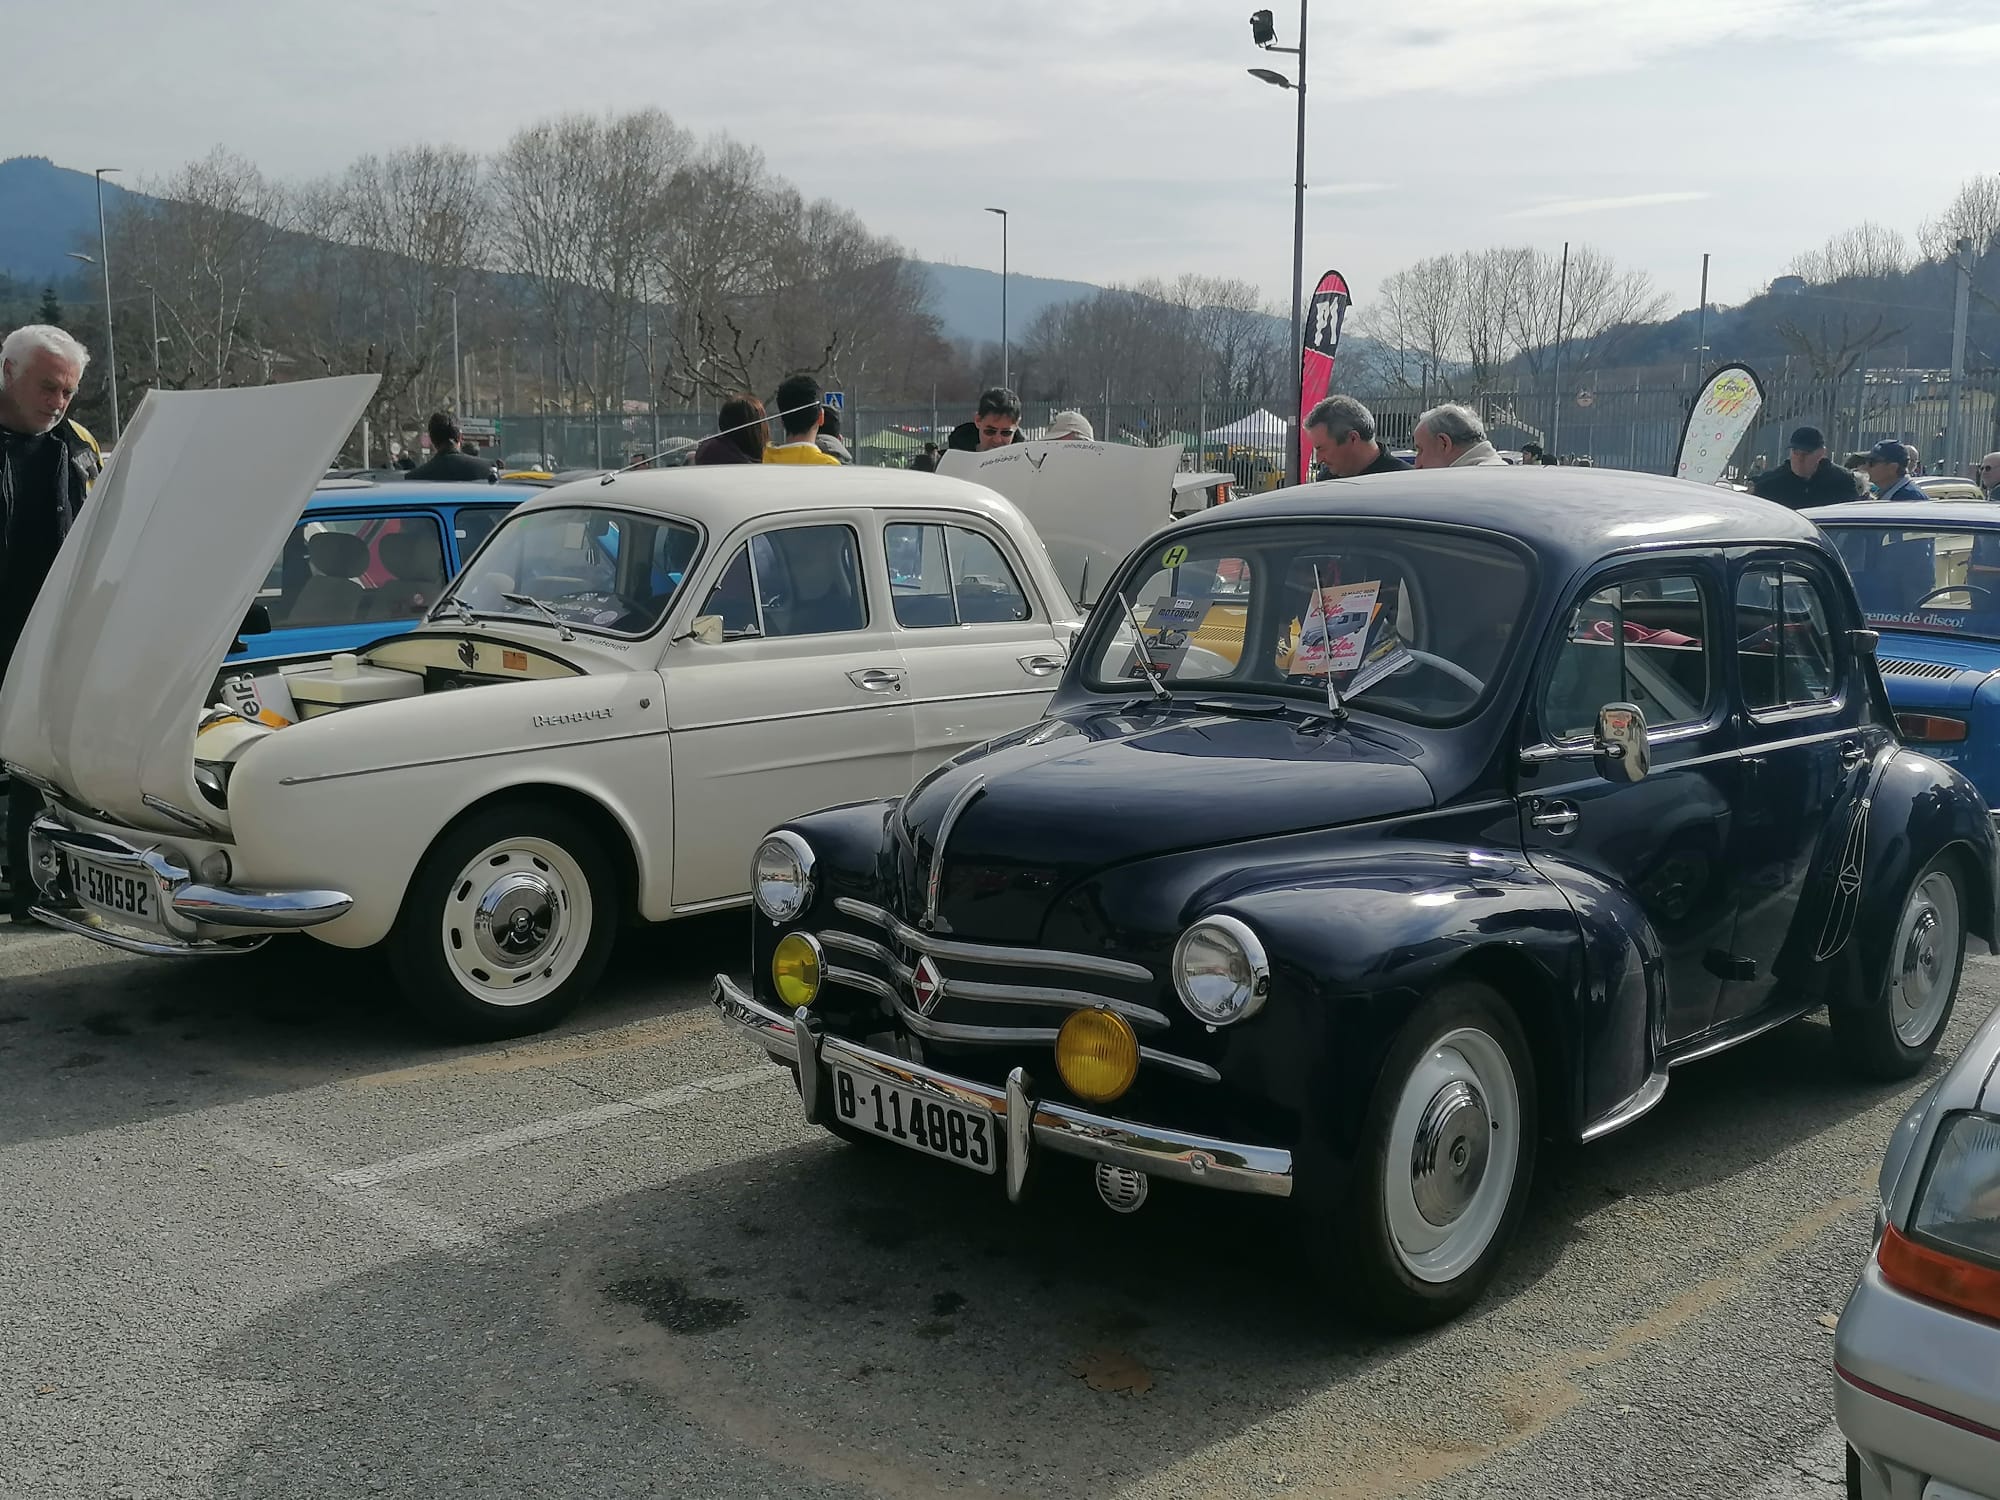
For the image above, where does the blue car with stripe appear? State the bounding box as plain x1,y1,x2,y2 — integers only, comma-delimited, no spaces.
228,480,540,672
1810,500,2000,810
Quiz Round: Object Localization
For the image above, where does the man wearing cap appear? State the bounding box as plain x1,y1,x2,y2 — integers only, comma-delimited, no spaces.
1046,410,1094,441
1751,425,1863,509
1977,451,2000,500
1864,440,1927,504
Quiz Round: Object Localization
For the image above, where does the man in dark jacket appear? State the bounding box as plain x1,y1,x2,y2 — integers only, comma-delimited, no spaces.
0,324,100,919
407,412,496,482
1305,394,1409,478
945,388,1026,452
1751,426,1862,509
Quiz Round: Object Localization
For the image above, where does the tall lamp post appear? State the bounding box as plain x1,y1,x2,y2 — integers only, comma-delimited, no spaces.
1248,7,1308,486
985,207,1009,390
447,288,463,415
67,170,124,442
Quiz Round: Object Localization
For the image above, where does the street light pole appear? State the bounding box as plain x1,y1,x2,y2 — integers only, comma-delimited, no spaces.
1249,5,1309,486
1695,252,1710,372
449,288,463,415
93,167,121,444
985,207,1009,390
1550,241,1570,458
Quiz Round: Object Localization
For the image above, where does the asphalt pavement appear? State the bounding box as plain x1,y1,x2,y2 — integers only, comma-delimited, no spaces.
4,913,1979,1499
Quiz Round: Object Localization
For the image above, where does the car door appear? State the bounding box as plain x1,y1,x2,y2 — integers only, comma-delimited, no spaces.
1518,555,1742,1048
1712,549,1878,1026
663,516,915,908
884,515,1068,764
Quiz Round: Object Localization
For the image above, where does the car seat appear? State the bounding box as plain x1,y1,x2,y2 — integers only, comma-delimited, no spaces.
288,532,371,626
368,529,445,619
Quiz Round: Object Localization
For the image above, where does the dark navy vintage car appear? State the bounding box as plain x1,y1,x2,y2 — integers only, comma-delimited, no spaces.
713,469,2000,1328
1809,500,2000,811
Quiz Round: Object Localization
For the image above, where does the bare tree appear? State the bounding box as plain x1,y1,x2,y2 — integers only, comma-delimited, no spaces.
1789,222,1913,283
1919,174,2000,263
1511,245,1669,377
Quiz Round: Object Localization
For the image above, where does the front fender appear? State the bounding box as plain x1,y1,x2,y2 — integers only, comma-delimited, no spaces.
1184,843,1609,1156
225,672,671,947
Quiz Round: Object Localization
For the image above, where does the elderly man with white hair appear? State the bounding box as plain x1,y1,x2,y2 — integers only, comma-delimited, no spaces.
1,323,99,921
1411,403,1506,469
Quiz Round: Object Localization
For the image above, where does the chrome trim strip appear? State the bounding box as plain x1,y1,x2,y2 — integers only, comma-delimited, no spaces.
278,727,671,786
671,690,1046,737
944,978,1172,1031
141,794,222,836
670,894,751,917
925,774,987,929
25,905,269,957
895,1000,1059,1046
819,929,902,968
1139,1048,1224,1084
1667,1000,1818,1068
714,974,1290,1198
826,965,898,1001
833,897,1154,982
1579,1070,1669,1143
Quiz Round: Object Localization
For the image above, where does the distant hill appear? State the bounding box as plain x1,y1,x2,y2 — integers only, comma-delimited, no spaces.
0,157,135,288
911,261,1107,345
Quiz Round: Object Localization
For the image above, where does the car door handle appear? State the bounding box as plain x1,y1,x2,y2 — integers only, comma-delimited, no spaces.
1839,739,1868,769
1529,800,1580,834
1017,653,1065,677
848,667,904,693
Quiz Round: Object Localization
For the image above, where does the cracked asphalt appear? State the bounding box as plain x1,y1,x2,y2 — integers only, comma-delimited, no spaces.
4,914,1980,1498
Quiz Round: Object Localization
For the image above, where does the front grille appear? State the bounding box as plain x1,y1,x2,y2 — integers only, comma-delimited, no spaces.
1878,657,1965,681
813,898,1218,1083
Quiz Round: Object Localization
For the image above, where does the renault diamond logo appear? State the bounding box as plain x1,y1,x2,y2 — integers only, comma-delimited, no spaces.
910,955,946,1015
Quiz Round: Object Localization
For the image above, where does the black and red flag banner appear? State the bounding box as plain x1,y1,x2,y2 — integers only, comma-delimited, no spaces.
1299,270,1351,483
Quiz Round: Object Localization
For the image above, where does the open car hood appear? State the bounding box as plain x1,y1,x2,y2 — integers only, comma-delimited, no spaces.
0,376,378,831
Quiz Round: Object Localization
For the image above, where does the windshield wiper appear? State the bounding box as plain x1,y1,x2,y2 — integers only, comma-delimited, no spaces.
501,592,577,642
1117,591,1173,704
433,597,477,626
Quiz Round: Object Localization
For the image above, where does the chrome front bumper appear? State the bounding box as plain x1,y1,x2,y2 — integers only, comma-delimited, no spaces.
712,974,1293,1200
30,814,354,955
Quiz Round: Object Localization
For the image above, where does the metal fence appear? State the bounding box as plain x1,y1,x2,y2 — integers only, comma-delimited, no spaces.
461,367,2000,481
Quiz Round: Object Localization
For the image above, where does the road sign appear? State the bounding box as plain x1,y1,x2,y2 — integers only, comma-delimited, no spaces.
824,391,844,410
458,417,498,439
1575,391,1596,409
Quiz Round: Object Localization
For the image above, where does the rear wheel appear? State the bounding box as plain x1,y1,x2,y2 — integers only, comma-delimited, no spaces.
1830,857,1964,1081
388,803,619,1039
1311,980,1539,1330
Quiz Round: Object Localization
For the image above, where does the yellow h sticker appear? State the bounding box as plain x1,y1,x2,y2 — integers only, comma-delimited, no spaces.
1161,544,1189,569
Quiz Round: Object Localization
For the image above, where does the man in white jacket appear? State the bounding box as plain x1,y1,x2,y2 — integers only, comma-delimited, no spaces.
1412,403,1507,468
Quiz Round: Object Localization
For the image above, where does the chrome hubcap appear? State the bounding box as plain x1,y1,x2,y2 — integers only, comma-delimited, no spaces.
1411,1078,1491,1228
1891,871,1959,1046
1384,1026,1521,1285
440,838,592,1008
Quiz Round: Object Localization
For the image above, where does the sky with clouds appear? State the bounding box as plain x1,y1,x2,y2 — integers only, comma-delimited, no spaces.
30,0,2000,321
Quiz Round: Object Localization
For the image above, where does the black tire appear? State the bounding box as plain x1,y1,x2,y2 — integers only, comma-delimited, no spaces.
1830,856,1965,1082
388,801,620,1040
1313,979,1539,1331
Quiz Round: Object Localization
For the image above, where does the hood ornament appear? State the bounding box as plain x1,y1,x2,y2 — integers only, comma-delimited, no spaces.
923,774,986,931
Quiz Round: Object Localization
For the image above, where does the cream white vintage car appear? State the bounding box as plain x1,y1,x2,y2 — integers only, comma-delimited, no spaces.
0,377,1078,1035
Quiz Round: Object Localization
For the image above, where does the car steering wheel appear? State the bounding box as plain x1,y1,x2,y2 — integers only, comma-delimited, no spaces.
1392,648,1486,694
1916,584,1992,607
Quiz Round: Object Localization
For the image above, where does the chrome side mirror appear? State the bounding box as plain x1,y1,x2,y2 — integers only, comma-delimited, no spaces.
1595,702,1650,783
690,614,724,645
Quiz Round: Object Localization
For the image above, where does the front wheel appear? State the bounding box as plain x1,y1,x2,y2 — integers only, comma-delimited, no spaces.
388,803,620,1039
1314,980,1539,1331
1830,857,1965,1081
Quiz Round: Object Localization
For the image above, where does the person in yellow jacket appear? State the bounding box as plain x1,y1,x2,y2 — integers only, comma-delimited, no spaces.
763,372,841,466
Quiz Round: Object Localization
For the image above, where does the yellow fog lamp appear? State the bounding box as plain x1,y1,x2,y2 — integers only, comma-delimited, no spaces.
772,932,824,1009
1055,1008,1139,1104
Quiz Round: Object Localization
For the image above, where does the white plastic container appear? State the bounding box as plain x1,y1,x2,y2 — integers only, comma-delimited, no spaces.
287,662,425,716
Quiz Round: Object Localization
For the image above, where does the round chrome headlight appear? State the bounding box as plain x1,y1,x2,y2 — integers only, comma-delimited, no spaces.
752,832,815,923
1172,914,1269,1025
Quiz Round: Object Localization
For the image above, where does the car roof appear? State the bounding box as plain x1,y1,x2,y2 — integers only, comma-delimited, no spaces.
304,481,541,513
1184,466,1825,569
1806,500,2000,526
510,465,1032,531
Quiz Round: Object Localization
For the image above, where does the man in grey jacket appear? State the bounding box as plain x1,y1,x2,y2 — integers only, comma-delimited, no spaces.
1412,404,1507,468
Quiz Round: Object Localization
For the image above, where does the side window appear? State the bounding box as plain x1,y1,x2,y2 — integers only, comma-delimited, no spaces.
885,523,1032,627
1737,565,1838,711
271,515,447,628
454,506,512,560
1544,574,1711,740
699,525,866,639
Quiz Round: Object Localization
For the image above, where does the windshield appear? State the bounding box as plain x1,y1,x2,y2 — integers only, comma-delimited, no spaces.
1823,524,2000,641
444,505,700,637
1083,521,1533,723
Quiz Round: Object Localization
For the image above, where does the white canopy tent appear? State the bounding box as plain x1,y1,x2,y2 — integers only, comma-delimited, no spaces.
1201,409,1291,450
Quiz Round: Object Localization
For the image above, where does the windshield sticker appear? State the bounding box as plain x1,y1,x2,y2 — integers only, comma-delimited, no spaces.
1280,581,1380,677
1350,625,1414,694
1145,595,1211,633
1161,544,1190,569
1119,595,1213,678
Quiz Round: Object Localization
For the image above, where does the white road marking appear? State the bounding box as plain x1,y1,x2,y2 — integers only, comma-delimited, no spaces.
325,1064,786,1190
218,1129,485,1252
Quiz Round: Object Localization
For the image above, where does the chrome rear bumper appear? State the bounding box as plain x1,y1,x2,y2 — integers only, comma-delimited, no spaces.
30,814,353,953
712,974,1293,1200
